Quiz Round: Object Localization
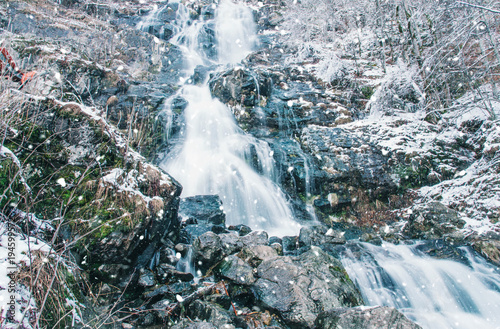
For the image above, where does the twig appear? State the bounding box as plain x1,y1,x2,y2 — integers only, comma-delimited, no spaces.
221,280,238,316
456,1,500,14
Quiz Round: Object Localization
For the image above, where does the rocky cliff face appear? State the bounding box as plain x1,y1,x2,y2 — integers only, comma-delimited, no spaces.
1,0,499,328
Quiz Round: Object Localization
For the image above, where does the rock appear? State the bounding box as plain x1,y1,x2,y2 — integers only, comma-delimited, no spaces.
179,195,226,225
252,247,363,328
138,271,156,287
175,243,191,256
238,245,278,267
198,22,217,60
299,225,346,247
219,232,245,255
228,224,252,236
216,255,256,285
191,65,214,85
315,306,423,329
301,125,397,194
470,231,500,266
84,164,182,266
171,96,189,112
192,231,224,270
240,230,269,247
282,235,300,254
156,263,194,284
138,3,178,40
270,242,283,255
414,240,468,264
209,68,272,107
187,300,234,328
171,319,217,329
403,202,466,240
179,195,226,242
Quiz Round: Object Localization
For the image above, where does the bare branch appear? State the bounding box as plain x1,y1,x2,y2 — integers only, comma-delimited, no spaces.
456,1,500,14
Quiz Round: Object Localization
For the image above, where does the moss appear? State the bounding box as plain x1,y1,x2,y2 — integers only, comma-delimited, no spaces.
360,85,374,99
394,163,430,191
0,158,27,209
330,265,353,284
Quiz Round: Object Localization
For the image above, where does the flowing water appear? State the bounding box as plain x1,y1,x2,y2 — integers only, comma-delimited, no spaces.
157,0,300,237
140,3,500,328
339,241,500,329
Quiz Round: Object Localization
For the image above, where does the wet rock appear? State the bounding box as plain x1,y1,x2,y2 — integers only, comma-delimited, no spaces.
240,230,269,247
191,65,214,85
414,239,469,264
315,306,423,329
470,231,500,266
403,202,466,240
301,126,396,195
171,319,218,329
175,243,191,256
171,96,189,112
179,195,226,242
282,235,300,254
238,245,278,267
228,224,252,236
156,263,194,284
192,231,224,270
138,3,178,40
219,232,245,255
209,68,272,107
198,22,217,60
253,247,363,328
138,271,156,287
180,195,226,225
216,255,256,285
299,225,346,247
187,300,234,328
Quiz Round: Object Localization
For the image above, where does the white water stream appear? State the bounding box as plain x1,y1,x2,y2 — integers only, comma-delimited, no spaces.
157,0,300,237
340,242,500,329
139,3,500,328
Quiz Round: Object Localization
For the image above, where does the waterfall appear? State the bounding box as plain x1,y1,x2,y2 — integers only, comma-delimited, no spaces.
339,241,500,329
160,0,301,237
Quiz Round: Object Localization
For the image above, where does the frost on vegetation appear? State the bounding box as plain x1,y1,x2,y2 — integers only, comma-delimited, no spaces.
0,222,46,328
419,121,500,231
314,52,352,85
445,84,500,124
0,221,84,328
367,60,424,117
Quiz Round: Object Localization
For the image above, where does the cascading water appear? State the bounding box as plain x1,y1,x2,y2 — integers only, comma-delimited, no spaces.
159,0,301,237
339,241,500,329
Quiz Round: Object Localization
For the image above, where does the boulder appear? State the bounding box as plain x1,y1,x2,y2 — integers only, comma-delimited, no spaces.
403,202,466,239
179,195,226,242
219,232,246,255
180,195,226,225
315,306,422,329
216,255,256,285
252,247,363,328
209,68,272,107
238,245,278,267
192,231,225,270
299,225,346,247
187,300,235,328
470,231,500,266
240,230,269,247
